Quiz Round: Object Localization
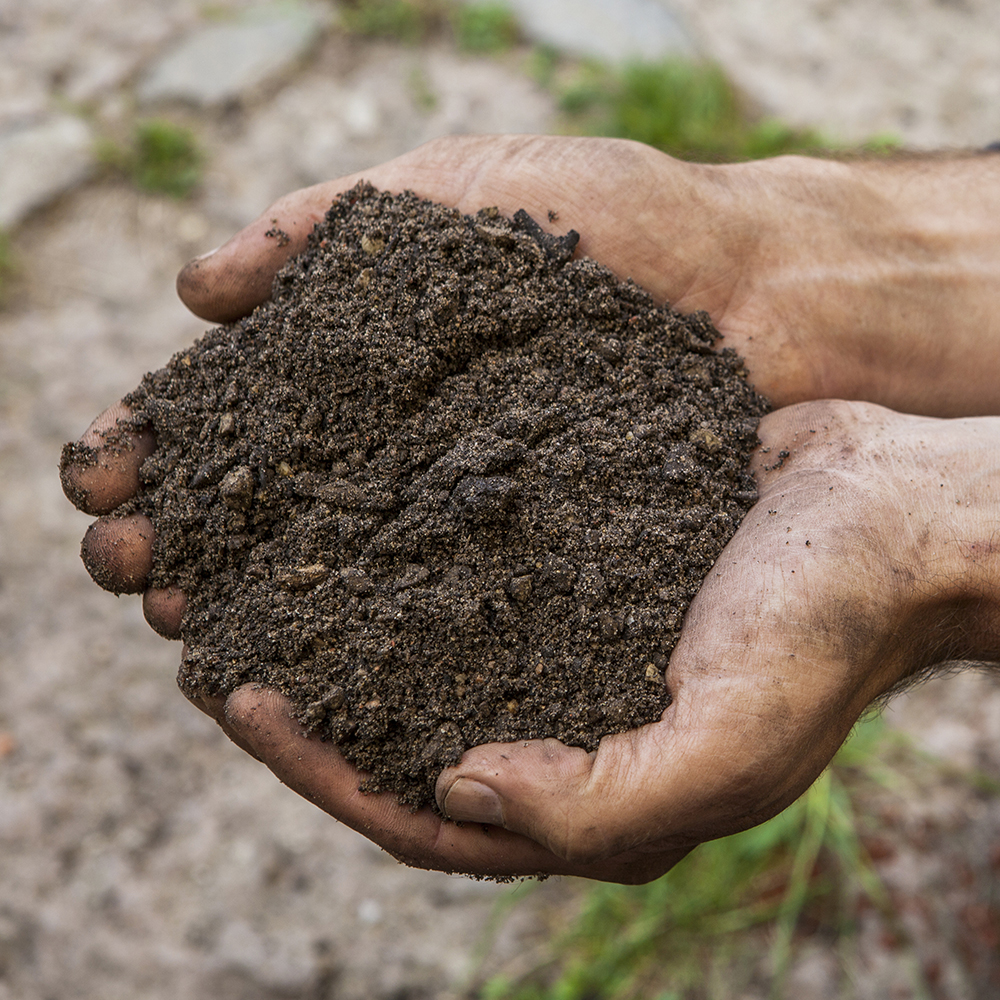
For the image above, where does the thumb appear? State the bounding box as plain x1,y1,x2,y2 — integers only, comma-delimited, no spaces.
435,735,671,865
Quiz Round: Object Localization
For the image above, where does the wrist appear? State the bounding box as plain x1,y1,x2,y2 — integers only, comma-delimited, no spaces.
693,155,1000,416
754,403,1000,699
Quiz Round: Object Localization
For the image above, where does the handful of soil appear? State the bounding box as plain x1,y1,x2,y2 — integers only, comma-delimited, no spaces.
81,185,768,808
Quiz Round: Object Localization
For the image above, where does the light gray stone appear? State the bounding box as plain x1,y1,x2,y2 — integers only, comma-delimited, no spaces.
664,0,1000,148
496,0,696,63
138,4,327,107
0,115,94,229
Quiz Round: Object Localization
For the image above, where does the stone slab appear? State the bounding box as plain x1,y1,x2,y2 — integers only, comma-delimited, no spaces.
0,115,94,229
664,0,1000,148
497,0,696,63
138,3,327,107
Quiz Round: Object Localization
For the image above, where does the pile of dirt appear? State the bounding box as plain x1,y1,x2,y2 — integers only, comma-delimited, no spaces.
86,184,768,807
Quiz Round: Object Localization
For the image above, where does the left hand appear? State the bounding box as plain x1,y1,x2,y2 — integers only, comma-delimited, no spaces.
64,398,1000,881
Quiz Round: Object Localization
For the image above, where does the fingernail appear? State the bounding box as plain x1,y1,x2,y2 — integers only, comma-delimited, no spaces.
191,245,221,263
442,778,504,826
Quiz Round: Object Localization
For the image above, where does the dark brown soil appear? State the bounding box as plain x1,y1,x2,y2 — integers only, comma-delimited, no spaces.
79,185,768,808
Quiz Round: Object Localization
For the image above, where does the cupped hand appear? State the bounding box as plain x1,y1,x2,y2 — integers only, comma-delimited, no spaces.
175,134,1000,417
62,393,1000,881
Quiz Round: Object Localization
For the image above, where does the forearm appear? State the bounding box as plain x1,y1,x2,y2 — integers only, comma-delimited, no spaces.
693,153,1000,416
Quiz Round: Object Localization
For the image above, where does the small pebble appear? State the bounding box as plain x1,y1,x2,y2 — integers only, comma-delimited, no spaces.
219,466,254,510
508,574,533,602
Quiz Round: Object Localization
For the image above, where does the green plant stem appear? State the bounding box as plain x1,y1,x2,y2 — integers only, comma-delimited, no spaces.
769,772,832,995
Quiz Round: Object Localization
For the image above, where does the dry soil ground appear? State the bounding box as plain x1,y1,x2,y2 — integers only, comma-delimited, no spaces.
3,2,1000,999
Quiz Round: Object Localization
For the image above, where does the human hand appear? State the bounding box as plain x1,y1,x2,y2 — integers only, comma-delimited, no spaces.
62,134,1000,881
61,396,1000,881
176,134,1000,417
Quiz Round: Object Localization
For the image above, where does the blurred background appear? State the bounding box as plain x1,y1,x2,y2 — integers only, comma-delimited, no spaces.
2,1,1000,998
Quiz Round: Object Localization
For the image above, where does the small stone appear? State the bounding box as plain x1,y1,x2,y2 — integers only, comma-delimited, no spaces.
680,505,711,531
645,662,661,683
218,412,236,436
360,234,385,255
508,574,533,602
452,475,518,524
302,684,345,724
661,452,693,484
594,338,623,362
681,359,712,387
545,555,577,594
138,6,326,107
443,564,474,586
342,568,374,596
277,461,293,478
599,610,623,639
219,466,254,510
689,426,722,454
276,564,330,590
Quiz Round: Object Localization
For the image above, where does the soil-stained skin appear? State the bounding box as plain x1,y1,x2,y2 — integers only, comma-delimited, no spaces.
100,184,768,808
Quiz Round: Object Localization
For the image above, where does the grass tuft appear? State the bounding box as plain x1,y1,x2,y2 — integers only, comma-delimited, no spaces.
98,119,203,198
557,58,826,162
453,2,519,53
340,0,436,42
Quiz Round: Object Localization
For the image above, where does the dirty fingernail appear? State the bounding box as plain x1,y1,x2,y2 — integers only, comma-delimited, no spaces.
442,778,504,826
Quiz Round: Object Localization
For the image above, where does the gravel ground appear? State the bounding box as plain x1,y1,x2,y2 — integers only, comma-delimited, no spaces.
3,2,1000,998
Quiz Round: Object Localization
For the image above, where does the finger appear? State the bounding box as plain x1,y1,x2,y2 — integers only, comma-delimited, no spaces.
223,684,672,882
176,204,325,324
142,586,186,639
81,513,154,594
60,401,155,515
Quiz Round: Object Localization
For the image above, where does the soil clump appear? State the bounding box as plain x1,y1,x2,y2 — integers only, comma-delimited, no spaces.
71,184,768,808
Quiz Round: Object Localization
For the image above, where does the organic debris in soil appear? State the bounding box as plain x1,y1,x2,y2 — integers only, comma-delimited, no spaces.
94,184,769,808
